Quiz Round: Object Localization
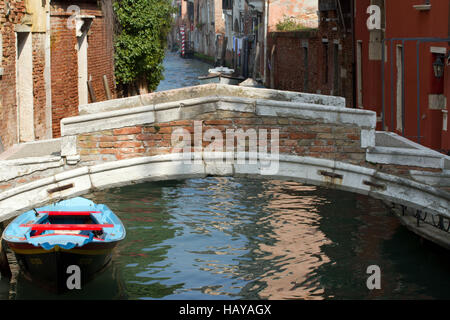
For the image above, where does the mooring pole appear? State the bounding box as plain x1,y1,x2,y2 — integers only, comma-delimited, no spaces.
0,222,11,279
103,75,112,100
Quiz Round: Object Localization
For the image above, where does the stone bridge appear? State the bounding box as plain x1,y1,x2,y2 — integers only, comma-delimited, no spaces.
1,84,450,246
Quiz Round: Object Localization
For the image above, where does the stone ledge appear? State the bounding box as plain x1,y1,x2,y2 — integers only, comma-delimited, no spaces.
397,214,450,250
63,94,375,137
0,156,64,183
366,146,445,169
376,131,444,155
410,170,450,187
78,84,346,115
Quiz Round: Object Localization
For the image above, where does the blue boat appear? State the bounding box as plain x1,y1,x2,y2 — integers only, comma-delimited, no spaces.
2,197,126,292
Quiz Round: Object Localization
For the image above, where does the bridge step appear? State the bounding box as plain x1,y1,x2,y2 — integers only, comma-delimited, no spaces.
369,131,448,169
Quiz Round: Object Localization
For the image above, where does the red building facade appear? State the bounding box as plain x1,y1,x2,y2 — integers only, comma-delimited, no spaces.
355,0,450,153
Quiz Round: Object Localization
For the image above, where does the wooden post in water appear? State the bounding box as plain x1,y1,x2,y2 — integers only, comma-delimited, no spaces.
0,222,11,279
270,45,276,89
253,42,260,80
103,75,112,100
220,37,228,66
87,78,97,103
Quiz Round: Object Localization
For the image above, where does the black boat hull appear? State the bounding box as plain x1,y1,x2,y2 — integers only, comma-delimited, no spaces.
7,241,117,293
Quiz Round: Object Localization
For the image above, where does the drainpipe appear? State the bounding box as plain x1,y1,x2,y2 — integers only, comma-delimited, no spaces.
263,0,268,85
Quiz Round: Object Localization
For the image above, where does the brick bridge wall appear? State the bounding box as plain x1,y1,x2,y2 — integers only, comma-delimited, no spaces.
77,112,366,165
75,112,443,180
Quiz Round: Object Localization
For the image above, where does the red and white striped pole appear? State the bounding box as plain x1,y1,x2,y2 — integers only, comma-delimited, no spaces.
180,26,185,57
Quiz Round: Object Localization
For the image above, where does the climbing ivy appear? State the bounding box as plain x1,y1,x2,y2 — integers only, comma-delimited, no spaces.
113,0,175,93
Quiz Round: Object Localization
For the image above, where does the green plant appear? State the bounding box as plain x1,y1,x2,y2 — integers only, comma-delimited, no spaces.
275,16,314,32
113,0,175,93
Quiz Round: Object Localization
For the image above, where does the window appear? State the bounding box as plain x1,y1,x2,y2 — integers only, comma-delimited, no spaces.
303,45,308,92
357,41,363,108
323,40,329,84
333,43,340,96
448,2,450,39
187,2,194,22
396,44,404,132
222,0,232,10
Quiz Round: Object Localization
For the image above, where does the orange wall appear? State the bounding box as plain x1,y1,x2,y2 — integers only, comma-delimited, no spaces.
268,0,318,31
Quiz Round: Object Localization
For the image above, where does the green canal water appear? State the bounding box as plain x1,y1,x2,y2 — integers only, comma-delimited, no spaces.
3,177,450,300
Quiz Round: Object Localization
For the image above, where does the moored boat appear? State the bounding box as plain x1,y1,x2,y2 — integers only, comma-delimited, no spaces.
2,197,125,293
198,66,244,85
198,73,244,85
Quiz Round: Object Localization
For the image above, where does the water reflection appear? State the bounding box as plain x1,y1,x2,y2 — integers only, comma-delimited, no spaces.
83,177,450,300
254,181,332,299
3,177,450,299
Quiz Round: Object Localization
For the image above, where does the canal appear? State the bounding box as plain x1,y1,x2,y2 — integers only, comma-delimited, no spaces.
2,52,450,300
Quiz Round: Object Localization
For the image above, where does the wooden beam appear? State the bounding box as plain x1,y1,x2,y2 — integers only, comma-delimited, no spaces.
221,37,228,66
39,211,101,216
21,224,114,231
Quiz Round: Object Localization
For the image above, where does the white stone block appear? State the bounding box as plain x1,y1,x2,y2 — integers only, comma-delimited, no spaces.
361,129,376,148
61,135,77,157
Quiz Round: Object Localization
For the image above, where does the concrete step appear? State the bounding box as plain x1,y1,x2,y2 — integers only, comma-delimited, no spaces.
0,139,61,161
368,131,448,169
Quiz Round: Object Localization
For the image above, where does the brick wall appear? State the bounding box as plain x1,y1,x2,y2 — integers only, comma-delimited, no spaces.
87,16,115,103
50,0,116,138
267,30,318,91
0,0,116,146
0,0,26,149
267,10,355,108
